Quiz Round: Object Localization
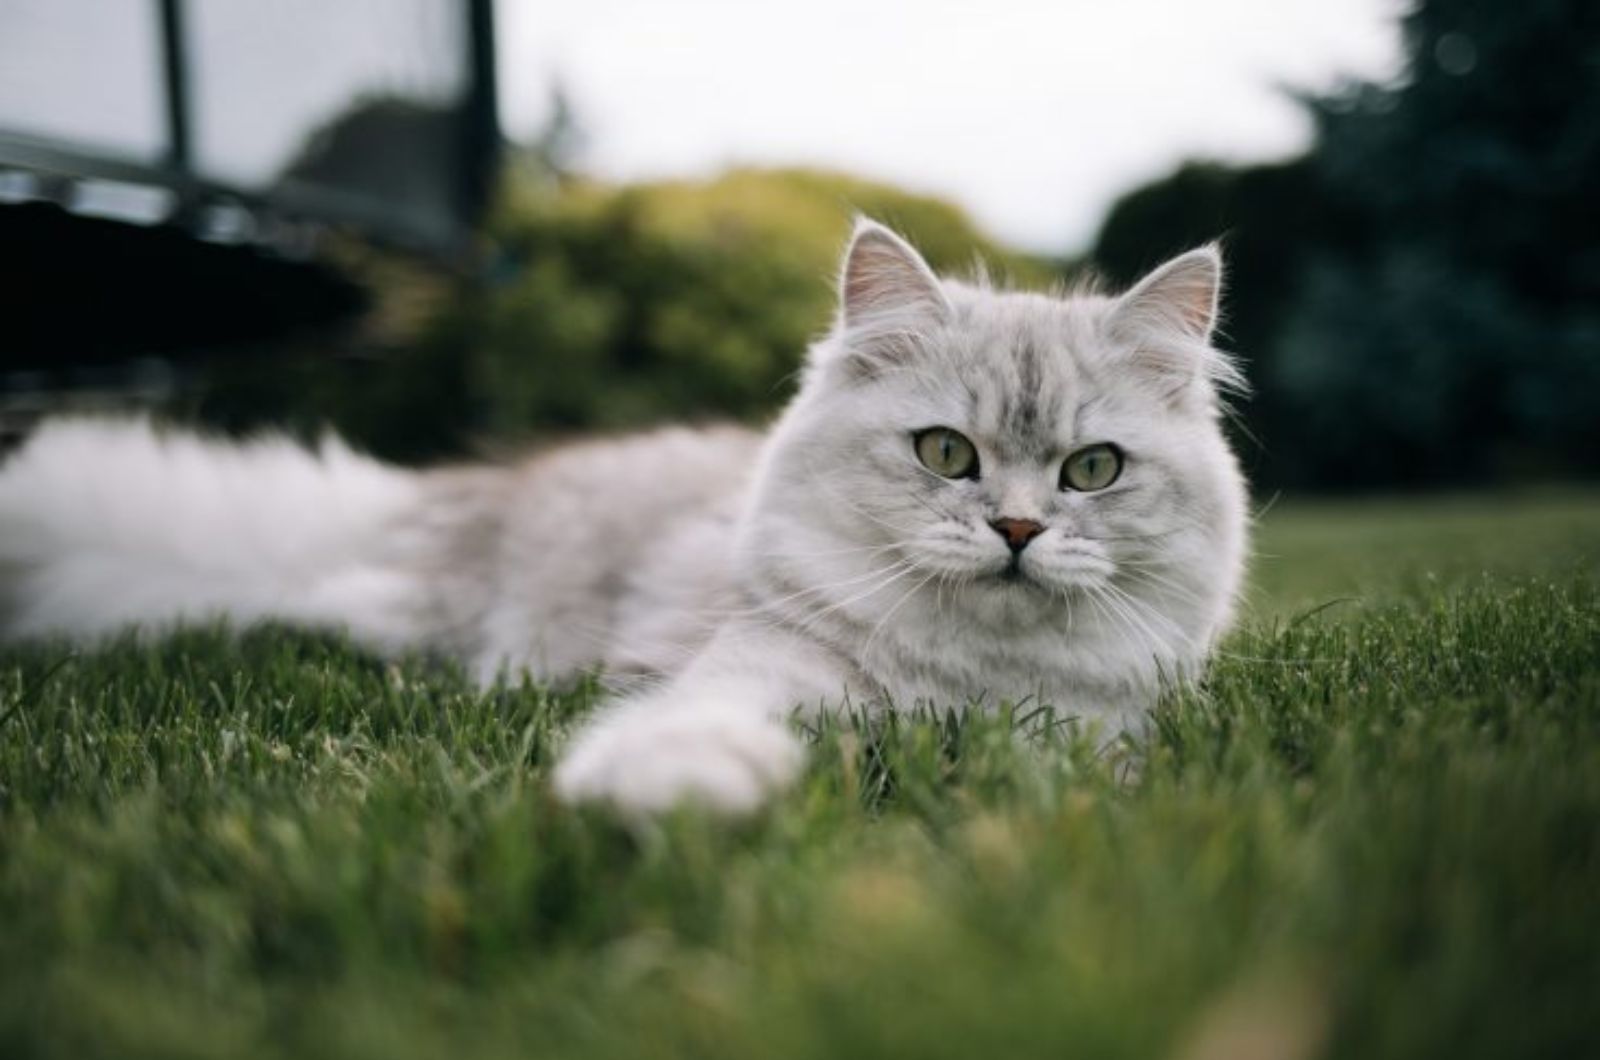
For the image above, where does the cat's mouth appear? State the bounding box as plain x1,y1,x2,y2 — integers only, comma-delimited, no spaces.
987,551,1114,593
993,557,1046,590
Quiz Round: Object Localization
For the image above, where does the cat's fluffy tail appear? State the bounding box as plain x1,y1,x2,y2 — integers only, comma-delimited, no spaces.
0,418,435,651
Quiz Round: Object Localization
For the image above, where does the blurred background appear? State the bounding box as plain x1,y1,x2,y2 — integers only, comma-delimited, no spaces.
1,0,1595,491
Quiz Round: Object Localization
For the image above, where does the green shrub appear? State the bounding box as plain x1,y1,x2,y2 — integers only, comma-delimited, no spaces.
425,167,1049,447
184,168,1047,463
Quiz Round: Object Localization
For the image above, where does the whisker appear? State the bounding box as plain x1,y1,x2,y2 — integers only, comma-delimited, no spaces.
861,568,942,660
722,558,918,620
787,560,929,635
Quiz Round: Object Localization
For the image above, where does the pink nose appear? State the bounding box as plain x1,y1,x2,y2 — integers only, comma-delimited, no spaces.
990,517,1044,552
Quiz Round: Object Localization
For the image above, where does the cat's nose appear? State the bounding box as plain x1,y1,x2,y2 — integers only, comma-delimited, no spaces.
990,517,1045,553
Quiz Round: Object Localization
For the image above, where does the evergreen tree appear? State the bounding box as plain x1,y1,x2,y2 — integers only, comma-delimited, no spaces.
1279,0,1600,486
1092,0,1600,488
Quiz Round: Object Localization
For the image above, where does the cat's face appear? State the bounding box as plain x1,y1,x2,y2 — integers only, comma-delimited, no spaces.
750,221,1247,659
838,324,1234,607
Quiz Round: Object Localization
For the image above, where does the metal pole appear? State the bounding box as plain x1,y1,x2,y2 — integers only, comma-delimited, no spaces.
157,0,192,173
462,0,500,226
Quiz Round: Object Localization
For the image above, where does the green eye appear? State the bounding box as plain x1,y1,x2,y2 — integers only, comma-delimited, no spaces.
1061,443,1123,492
914,428,979,479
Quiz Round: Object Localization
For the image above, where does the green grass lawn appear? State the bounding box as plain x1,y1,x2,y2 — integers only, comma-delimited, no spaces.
2,491,1598,1059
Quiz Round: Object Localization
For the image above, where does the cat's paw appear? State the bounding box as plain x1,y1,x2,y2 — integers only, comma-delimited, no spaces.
553,705,804,816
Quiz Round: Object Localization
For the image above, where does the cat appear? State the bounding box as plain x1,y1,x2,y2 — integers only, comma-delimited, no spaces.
0,220,1248,814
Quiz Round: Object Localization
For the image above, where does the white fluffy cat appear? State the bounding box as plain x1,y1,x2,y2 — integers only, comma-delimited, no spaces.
0,220,1248,814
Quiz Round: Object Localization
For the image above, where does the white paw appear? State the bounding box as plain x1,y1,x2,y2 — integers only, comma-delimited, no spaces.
553,704,804,816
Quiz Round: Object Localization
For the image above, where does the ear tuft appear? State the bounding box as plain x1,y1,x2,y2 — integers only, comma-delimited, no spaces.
1112,244,1223,342
1106,245,1242,406
839,217,950,329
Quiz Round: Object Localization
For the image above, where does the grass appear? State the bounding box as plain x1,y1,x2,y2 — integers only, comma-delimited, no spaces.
2,490,1598,1059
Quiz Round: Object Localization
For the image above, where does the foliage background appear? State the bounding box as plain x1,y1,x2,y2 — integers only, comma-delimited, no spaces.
178,0,1598,490
181,168,1048,463
1093,0,1600,489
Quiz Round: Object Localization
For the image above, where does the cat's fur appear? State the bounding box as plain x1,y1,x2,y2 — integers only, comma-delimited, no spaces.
0,220,1248,814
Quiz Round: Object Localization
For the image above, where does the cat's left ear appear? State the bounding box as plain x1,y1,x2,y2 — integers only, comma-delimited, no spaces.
1107,245,1242,404
1112,244,1222,343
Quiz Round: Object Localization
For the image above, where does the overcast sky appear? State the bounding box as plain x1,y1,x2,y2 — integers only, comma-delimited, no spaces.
497,0,1405,253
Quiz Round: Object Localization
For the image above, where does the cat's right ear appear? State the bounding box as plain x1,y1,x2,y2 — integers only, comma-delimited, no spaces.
829,218,951,374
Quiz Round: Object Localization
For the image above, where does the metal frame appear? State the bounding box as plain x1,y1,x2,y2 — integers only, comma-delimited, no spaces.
0,0,500,255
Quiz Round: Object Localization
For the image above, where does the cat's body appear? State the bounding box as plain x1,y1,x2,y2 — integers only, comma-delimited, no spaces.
0,221,1248,813
0,419,759,681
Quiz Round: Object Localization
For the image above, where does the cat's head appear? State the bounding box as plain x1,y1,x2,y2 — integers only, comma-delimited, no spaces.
746,219,1249,659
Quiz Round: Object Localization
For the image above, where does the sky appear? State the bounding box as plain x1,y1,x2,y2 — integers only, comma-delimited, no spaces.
496,0,1405,253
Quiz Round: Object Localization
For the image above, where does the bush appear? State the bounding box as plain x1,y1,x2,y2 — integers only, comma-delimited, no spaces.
176,168,1045,464
427,167,1048,446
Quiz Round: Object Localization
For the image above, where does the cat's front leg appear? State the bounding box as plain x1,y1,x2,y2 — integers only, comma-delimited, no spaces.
553,624,854,815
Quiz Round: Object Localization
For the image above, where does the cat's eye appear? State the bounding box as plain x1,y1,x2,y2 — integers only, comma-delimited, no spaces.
1060,443,1123,492
914,428,979,479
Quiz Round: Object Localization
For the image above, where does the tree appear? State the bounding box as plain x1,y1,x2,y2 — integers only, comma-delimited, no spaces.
1092,0,1600,489
1281,0,1600,485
